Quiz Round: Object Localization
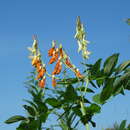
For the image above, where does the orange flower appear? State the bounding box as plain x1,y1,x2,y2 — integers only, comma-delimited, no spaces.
59,48,63,58
49,49,59,64
38,76,46,88
36,63,42,72
52,75,56,87
52,60,62,75
74,69,84,78
48,47,55,57
36,67,46,80
36,64,46,73
65,57,73,68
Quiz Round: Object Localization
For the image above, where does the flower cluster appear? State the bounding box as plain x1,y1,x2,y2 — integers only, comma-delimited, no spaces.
48,41,84,85
28,37,46,88
28,17,89,88
28,39,84,88
75,16,91,59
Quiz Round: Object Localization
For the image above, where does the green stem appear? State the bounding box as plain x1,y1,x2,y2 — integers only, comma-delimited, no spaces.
83,76,89,97
80,101,89,130
86,123,90,130
38,119,42,130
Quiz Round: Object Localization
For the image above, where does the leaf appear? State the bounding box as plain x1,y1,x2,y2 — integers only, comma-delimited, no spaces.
16,121,28,130
23,100,38,111
113,71,130,94
100,78,115,102
72,105,82,117
38,103,48,114
23,105,36,116
125,68,130,73
96,78,104,87
103,53,119,76
86,104,101,114
83,98,91,104
115,60,130,74
45,98,62,108
5,115,26,124
28,89,37,97
91,59,102,75
63,85,78,102
39,112,49,123
92,94,104,105
57,78,81,85
119,120,127,130
87,59,103,80
24,120,38,130
125,80,130,90
90,120,96,127
24,79,35,86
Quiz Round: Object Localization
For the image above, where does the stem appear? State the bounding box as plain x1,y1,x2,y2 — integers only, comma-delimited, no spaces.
86,123,90,130
38,119,42,130
83,76,89,97
80,101,89,130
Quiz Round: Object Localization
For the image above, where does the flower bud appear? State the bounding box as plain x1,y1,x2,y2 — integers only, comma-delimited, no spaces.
38,76,46,88
49,49,59,64
52,75,56,87
36,67,46,80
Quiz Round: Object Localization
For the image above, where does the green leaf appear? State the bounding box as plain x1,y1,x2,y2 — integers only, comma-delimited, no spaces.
83,98,91,104
86,104,101,114
16,121,28,130
113,71,130,94
23,100,38,111
5,115,26,124
125,80,130,90
87,59,103,80
28,89,37,97
38,103,48,114
90,59,102,75
23,105,36,116
92,94,104,105
25,120,38,130
125,68,130,73
100,78,115,102
39,112,49,123
103,53,119,76
16,121,31,130
45,98,62,108
96,78,104,87
119,120,127,130
80,114,91,125
57,78,81,85
63,85,78,102
72,105,82,117
24,79,35,86
90,120,96,127
115,60,130,74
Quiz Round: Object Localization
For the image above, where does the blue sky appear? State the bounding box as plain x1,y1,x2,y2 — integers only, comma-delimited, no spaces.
0,0,130,129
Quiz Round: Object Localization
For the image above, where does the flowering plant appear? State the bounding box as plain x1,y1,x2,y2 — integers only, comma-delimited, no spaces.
5,17,130,130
